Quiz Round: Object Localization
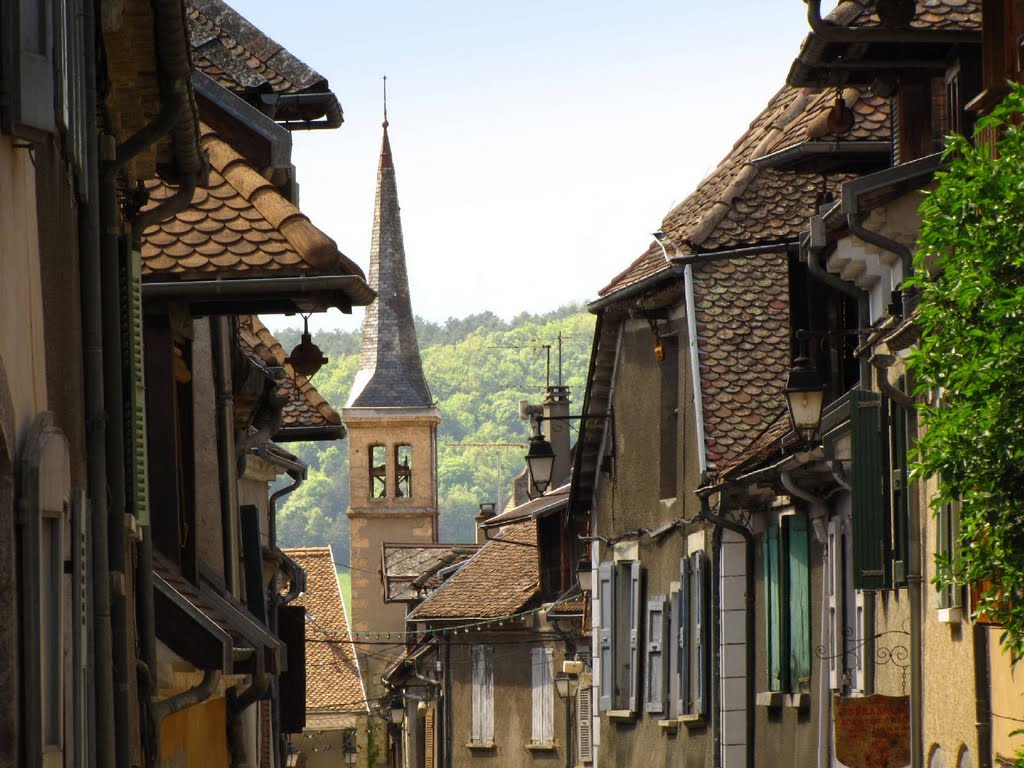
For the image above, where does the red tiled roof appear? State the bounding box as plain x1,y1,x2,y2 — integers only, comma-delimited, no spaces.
141,125,364,282
770,87,890,154
847,0,980,31
406,521,539,621
284,547,367,715
381,543,479,603
237,316,341,434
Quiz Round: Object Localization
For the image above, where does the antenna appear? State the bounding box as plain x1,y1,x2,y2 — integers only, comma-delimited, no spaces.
383,75,388,126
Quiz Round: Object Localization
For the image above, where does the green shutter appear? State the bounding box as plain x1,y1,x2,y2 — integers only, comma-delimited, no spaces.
850,390,889,590
785,515,811,691
764,524,782,692
124,249,150,525
889,396,909,584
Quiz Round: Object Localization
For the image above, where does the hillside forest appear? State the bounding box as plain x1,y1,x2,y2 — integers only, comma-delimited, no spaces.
269,304,595,568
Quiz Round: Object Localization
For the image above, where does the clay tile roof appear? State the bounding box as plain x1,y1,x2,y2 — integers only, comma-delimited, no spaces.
284,547,367,715
481,484,570,528
407,521,539,621
382,543,480,603
770,87,891,152
846,0,980,31
237,315,341,434
141,124,364,282
187,0,332,98
712,411,791,481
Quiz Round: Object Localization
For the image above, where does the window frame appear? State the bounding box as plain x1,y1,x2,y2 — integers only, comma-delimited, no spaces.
370,444,387,499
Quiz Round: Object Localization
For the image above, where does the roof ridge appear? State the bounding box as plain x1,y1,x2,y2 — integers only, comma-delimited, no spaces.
684,87,813,251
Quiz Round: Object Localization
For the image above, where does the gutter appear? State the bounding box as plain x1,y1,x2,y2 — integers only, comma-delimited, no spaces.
752,141,891,171
272,424,346,442
587,266,684,313
143,274,376,308
258,91,344,131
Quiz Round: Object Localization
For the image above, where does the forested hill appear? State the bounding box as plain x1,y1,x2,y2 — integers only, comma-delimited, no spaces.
270,303,595,567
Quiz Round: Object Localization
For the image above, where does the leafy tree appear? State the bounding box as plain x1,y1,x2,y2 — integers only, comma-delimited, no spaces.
910,85,1024,660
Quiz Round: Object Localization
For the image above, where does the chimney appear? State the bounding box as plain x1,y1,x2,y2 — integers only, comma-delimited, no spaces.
543,386,571,487
475,502,496,545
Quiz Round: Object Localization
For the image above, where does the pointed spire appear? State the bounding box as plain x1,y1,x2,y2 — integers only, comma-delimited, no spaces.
346,101,433,409
380,75,393,171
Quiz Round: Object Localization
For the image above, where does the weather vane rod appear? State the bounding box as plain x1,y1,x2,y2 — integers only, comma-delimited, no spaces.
383,75,388,126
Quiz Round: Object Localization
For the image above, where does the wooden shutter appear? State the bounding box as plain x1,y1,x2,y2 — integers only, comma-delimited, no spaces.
693,551,707,716
240,505,267,625
597,562,615,711
424,704,436,768
278,606,306,733
627,561,642,713
577,688,593,763
472,645,494,743
125,250,150,526
531,647,554,744
764,525,782,692
644,596,668,713
677,557,691,715
785,515,811,691
850,390,890,590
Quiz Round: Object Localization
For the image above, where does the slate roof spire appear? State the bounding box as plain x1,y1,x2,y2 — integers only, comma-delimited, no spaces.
346,111,433,408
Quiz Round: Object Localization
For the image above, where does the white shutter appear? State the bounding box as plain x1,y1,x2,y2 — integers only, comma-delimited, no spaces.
827,519,842,691
852,590,874,694
472,645,494,743
531,647,554,744
577,687,593,763
627,561,642,713
597,562,615,711
678,557,691,715
644,596,667,713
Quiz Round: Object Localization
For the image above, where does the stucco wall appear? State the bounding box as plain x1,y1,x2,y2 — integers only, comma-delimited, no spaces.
592,315,713,768
448,632,569,768
160,695,230,767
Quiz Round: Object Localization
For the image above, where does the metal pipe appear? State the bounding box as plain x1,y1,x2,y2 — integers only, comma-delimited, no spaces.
684,263,708,475
905,404,924,768
670,242,797,267
710,524,723,768
112,86,185,171
973,622,993,768
804,0,979,44
131,173,198,247
212,317,241,597
152,669,222,723
81,14,116,768
259,91,344,130
699,494,754,768
846,213,915,316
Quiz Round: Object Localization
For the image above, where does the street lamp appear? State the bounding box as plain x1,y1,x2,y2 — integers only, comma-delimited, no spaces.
575,556,592,595
343,749,357,767
525,430,555,496
554,673,580,701
784,345,825,441
388,696,405,726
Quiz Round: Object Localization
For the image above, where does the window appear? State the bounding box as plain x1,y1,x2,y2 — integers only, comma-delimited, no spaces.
659,335,679,499
597,560,641,713
471,645,494,745
530,646,554,745
396,444,412,498
764,515,810,693
936,494,963,616
370,445,387,499
670,551,708,717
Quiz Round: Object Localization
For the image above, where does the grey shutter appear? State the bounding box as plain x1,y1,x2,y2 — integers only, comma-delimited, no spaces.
126,250,150,525
472,645,494,743
678,557,691,715
827,519,842,691
645,596,668,713
627,561,642,713
1,0,56,136
577,688,593,763
597,562,615,711
531,646,553,744
693,551,707,716
950,497,962,609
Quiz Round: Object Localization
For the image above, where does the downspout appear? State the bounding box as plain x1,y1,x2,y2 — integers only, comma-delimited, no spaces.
973,623,993,768
710,524,723,768
149,669,222,761
80,2,116,765
444,632,453,768
801,231,872,387
212,316,241,598
684,267,708,475
698,493,754,768
845,212,915,317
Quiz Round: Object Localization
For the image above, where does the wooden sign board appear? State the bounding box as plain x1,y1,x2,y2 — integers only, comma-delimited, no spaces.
833,694,910,768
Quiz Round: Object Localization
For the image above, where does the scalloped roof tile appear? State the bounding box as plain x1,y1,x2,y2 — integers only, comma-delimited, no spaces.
846,0,980,30
237,316,341,432
284,547,367,715
141,124,364,282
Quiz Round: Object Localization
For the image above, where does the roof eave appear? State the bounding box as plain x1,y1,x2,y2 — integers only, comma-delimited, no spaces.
142,274,376,315
272,425,346,443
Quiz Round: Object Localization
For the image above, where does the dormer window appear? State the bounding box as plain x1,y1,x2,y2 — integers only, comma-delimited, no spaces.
395,444,412,498
370,445,387,499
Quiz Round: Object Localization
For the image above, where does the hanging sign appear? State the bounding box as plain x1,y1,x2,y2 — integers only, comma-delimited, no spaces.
833,694,910,768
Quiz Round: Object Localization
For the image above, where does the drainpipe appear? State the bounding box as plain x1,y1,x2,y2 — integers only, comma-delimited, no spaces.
973,623,993,768
845,213,915,317
685,264,708,475
801,232,872,387
698,492,753,768
150,669,222,761
80,2,116,764
212,316,241,598
710,524,723,768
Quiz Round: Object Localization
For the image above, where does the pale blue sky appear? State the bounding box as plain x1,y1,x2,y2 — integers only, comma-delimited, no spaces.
232,1,829,333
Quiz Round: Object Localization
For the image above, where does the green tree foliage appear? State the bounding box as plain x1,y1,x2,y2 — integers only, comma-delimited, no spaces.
909,85,1024,660
272,305,595,561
